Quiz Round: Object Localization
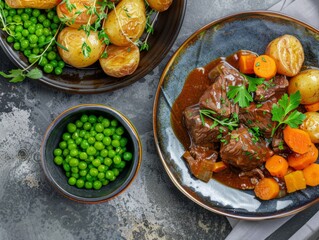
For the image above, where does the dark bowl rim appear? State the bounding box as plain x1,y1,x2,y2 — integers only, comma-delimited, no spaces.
152,10,319,220
0,0,187,94
40,104,143,204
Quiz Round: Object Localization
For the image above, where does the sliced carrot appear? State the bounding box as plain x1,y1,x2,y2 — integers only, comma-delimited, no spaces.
288,143,318,170
303,163,319,186
284,170,306,193
283,125,312,154
239,54,257,74
304,102,319,112
265,155,289,178
254,177,280,200
253,55,277,79
212,161,228,173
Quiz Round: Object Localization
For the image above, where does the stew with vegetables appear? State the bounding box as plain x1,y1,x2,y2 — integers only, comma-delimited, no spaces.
171,34,319,200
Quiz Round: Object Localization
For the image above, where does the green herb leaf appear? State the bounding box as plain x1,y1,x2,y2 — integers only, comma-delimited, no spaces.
81,42,91,58
271,91,306,137
55,40,69,52
227,85,253,108
26,68,43,79
0,69,26,83
199,109,239,130
242,74,264,93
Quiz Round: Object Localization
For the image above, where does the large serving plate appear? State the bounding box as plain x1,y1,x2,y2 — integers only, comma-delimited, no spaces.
153,11,319,220
0,0,186,94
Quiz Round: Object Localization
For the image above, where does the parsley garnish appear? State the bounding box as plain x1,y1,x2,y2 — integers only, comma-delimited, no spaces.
199,109,239,130
227,74,264,108
271,91,306,137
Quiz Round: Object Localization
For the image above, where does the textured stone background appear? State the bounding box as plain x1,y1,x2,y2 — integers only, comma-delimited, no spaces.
0,0,279,239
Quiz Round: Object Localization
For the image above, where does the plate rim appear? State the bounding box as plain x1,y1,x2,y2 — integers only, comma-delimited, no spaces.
152,10,319,220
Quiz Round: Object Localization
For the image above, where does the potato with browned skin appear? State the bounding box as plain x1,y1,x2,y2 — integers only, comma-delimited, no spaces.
103,0,146,47
146,0,173,12
5,0,60,9
100,44,140,78
57,27,106,68
265,34,304,77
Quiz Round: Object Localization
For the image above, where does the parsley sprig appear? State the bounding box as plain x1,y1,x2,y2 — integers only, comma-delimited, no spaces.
227,74,264,108
271,91,306,137
199,109,239,130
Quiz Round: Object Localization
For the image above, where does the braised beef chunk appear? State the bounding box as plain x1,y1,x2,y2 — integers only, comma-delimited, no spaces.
183,105,228,146
220,125,274,171
183,151,217,182
239,101,275,138
254,75,289,102
272,126,291,155
199,61,245,118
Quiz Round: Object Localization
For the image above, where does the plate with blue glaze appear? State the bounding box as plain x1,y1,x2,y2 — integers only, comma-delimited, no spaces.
153,11,319,220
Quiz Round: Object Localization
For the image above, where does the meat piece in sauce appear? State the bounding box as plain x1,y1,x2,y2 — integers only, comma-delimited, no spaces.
239,101,275,138
199,61,245,118
183,150,217,182
254,75,289,102
183,105,228,146
272,126,292,156
220,124,274,171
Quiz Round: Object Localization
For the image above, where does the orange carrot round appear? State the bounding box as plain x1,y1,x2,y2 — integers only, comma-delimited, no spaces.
283,126,312,154
254,178,280,200
288,143,318,170
265,155,289,178
303,163,319,186
304,102,319,112
239,54,257,74
253,55,277,79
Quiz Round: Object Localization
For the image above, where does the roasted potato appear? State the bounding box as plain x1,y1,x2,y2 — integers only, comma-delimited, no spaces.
57,0,101,29
147,0,173,12
99,44,140,78
57,27,106,68
103,0,146,47
5,0,60,9
265,34,304,77
288,69,319,104
300,112,319,143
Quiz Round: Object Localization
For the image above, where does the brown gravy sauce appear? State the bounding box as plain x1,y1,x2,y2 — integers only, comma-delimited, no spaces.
170,50,257,189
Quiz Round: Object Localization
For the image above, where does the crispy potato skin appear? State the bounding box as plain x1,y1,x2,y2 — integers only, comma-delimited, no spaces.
57,27,106,68
288,69,319,104
57,0,100,29
99,44,140,78
103,0,146,47
5,0,60,8
147,0,173,12
265,34,304,77
300,112,319,143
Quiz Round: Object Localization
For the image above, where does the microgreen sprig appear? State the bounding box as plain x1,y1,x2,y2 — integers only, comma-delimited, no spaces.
199,109,239,130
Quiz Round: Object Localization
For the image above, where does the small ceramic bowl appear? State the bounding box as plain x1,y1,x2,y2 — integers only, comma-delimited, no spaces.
40,104,142,203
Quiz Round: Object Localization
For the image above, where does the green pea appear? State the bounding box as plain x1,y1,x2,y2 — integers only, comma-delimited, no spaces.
93,180,102,190
89,168,98,177
123,152,133,161
76,179,85,188
54,156,63,165
54,148,62,156
78,161,87,170
68,177,77,186
85,181,93,189
69,158,79,167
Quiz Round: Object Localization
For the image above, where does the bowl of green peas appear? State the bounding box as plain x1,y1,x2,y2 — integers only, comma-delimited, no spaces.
40,104,142,203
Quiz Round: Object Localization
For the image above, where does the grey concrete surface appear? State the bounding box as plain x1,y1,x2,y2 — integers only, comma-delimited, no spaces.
0,0,279,239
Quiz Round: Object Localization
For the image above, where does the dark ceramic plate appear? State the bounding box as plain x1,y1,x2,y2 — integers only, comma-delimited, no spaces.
0,1,186,94
153,11,319,220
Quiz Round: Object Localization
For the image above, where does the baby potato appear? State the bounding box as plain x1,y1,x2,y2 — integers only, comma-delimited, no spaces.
5,0,60,8
57,0,100,28
147,0,173,12
103,0,146,47
99,44,140,78
300,112,319,143
57,27,106,68
265,34,304,77
288,69,319,104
